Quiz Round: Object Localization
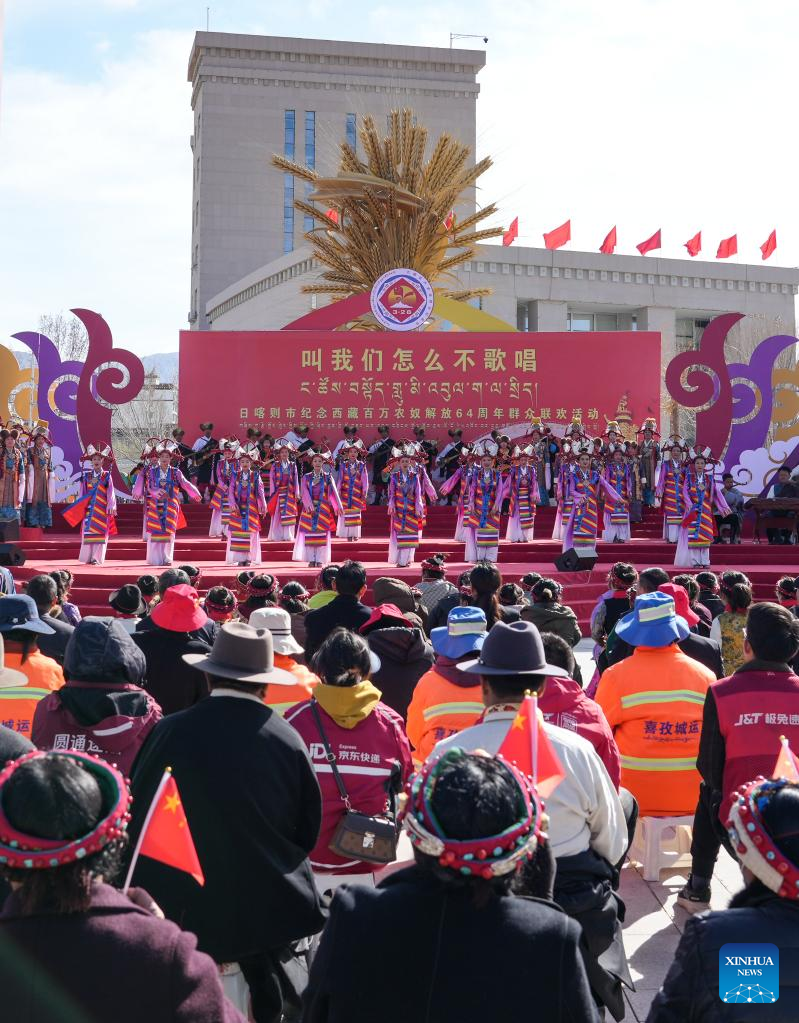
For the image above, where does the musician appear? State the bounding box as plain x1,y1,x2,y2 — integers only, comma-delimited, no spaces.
765,465,798,545
170,428,194,478
436,429,463,486
413,426,438,467
190,422,219,500
367,425,394,505
332,424,359,464
284,424,312,450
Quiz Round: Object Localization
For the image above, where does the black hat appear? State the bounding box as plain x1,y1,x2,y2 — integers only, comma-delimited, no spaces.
109,584,146,616
458,620,570,677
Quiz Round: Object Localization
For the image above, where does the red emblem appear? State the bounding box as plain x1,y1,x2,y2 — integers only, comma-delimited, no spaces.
377,277,425,323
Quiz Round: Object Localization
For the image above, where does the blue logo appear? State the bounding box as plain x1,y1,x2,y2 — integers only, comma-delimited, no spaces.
719,943,779,1003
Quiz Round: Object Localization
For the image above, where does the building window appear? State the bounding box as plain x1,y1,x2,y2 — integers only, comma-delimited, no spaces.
346,112,356,150
284,110,295,253
567,312,594,332
304,111,316,232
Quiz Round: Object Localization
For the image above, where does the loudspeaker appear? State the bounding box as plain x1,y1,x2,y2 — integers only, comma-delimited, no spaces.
0,519,20,542
0,543,25,567
554,547,598,572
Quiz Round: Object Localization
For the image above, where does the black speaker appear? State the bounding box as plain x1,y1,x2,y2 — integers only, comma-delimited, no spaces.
0,543,25,567
554,547,598,572
0,519,20,542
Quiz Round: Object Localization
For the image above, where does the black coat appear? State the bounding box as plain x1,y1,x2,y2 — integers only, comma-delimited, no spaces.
304,866,599,1023
132,627,211,715
135,614,218,647
365,627,435,718
647,886,799,1022
38,613,74,665
698,591,726,621
129,695,324,962
303,595,372,660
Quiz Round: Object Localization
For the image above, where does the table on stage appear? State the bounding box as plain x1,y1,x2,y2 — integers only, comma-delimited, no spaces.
744,497,799,543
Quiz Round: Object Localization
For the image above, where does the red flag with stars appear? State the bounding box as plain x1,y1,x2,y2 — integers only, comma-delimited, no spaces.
135,771,204,885
761,229,777,261
497,693,565,798
772,736,799,783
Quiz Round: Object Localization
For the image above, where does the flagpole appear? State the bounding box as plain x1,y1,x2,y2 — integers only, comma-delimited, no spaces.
528,690,539,785
122,767,172,893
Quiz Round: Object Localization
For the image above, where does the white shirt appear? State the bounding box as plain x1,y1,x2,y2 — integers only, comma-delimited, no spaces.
192,435,213,452
283,430,307,447
435,707,627,863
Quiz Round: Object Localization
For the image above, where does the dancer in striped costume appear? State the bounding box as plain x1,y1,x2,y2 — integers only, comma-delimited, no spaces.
439,446,476,542
675,450,731,568
267,439,300,541
208,437,238,539
133,440,201,566
464,441,503,564
336,439,368,540
655,438,688,542
563,447,625,556
387,443,428,567
226,443,267,566
503,444,539,542
63,444,117,565
602,445,632,542
293,450,342,567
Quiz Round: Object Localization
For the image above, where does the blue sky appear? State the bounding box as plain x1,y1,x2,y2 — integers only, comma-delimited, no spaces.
1,0,797,355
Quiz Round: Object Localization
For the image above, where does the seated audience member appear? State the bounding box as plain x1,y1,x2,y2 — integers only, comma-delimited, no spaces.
678,602,799,912
470,562,519,626
539,632,621,789
304,560,371,660
136,568,217,645
287,629,412,889
136,573,159,611
178,563,202,589
33,619,161,775
414,553,457,613
519,571,543,602
672,573,712,636
522,578,581,647
0,751,245,1023
695,570,725,620
651,778,799,1021
498,582,527,616
659,583,723,678
108,584,147,634
406,606,487,765
437,621,630,1019
776,575,798,611
249,607,319,715
132,585,211,715
709,573,752,675
49,569,82,625
714,471,745,543
303,749,599,1023
764,464,798,544
426,569,473,632
238,573,280,622
596,592,714,817
359,604,434,718
233,569,256,601
203,585,238,624
0,596,63,737
307,564,340,609
24,574,74,665
0,563,15,596
372,576,429,632
591,563,637,675
280,580,311,650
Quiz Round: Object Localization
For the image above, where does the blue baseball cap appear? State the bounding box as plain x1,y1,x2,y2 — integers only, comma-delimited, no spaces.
615,591,689,648
431,606,487,660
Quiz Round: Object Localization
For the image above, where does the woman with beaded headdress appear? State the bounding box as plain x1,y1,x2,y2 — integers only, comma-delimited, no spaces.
602,444,633,542
552,420,586,541
503,443,540,542
464,440,504,564
208,436,238,540
438,444,476,542
527,417,555,505
293,449,342,568
655,434,688,542
25,427,55,529
563,444,626,556
0,426,25,527
61,444,117,565
267,437,300,541
674,448,731,568
133,440,201,566
336,438,369,541
226,443,267,567
386,442,429,567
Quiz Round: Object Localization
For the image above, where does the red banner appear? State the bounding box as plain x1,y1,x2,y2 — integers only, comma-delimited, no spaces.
179,330,661,442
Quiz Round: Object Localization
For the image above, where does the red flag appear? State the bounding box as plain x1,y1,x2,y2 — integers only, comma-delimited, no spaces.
132,771,205,886
772,736,799,783
503,216,519,247
543,219,570,250
636,229,661,256
685,231,702,257
716,234,737,259
497,693,565,798
324,208,339,225
599,226,617,255
444,210,455,232
761,229,777,261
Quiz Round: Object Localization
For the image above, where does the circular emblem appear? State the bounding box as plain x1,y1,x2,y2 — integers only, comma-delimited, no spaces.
370,268,434,332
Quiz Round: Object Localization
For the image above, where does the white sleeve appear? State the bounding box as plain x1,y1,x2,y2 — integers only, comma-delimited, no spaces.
585,750,628,865
710,616,722,647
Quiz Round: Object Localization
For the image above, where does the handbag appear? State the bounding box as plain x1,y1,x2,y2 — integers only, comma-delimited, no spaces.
309,699,398,865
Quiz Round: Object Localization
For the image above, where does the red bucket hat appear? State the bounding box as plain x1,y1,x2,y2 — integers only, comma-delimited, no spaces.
359,603,415,635
150,584,208,632
658,582,700,628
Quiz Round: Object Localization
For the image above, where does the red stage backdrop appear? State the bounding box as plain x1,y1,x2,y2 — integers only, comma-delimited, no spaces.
179,330,661,441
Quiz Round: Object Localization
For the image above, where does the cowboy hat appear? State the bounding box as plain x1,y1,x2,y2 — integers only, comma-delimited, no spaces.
458,620,570,677
183,621,296,685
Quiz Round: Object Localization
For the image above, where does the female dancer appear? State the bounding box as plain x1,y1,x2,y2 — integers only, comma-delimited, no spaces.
528,418,554,505
25,429,55,528
655,437,687,542
563,447,625,557
386,443,428,567
227,443,267,566
63,444,117,565
464,441,503,563
602,445,632,542
267,438,300,541
293,450,342,568
133,441,201,566
675,450,731,568
0,428,25,525
438,445,476,542
504,444,539,542
336,439,368,541
553,440,578,541
208,437,238,539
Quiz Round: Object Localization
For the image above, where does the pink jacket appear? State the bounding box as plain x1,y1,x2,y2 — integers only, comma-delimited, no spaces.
538,675,621,789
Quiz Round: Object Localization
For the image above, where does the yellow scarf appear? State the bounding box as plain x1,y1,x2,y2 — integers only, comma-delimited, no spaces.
314,681,382,729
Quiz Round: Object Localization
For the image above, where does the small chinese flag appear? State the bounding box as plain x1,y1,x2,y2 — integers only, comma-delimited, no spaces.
636,229,661,256
599,226,617,254
685,231,702,257
324,208,339,225
503,216,519,247
543,219,570,250
138,772,205,885
497,693,565,798
772,736,799,783
716,234,737,259
761,229,777,261
444,210,455,232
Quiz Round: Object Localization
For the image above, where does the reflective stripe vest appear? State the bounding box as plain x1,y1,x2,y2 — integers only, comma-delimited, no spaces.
0,648,65,740
595,645,714,815
713,665,799,822
406,667,485,764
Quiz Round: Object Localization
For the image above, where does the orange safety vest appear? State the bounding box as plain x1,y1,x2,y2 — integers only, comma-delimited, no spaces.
264,653,320,716
406,667,485,765
595,644,713,815
0,647,65,740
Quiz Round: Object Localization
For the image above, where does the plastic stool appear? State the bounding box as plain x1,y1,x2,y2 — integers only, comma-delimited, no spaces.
629,815,693,881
